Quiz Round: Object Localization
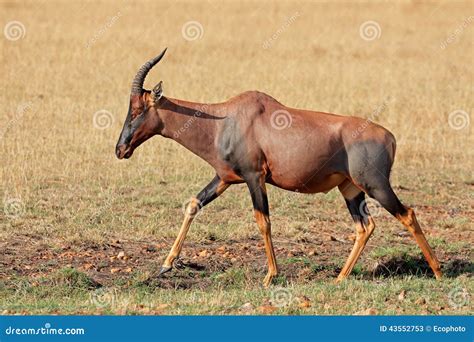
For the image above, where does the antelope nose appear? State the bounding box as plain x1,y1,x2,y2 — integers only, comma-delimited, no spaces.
116,145,126,159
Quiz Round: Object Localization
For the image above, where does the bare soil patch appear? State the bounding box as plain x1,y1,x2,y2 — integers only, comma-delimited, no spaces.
2,226,471,290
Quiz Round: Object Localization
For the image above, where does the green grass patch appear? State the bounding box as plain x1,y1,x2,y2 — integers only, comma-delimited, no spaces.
1,274,472,315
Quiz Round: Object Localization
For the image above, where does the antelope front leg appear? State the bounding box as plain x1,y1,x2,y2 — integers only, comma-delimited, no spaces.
336,190,376,283
246,173,278,287
159,198,198,275
159,175,230,276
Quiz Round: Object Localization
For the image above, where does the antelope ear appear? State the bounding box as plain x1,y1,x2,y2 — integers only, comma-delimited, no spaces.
151,81,163,102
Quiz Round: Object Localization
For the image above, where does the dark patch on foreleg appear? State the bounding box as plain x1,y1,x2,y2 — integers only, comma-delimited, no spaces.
336,186,376,282
245,173,278,287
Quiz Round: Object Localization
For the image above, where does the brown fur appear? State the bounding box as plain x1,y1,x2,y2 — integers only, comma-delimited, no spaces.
116,57,441,285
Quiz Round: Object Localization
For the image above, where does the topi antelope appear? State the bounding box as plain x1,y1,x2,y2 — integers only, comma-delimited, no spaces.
116,49,442,287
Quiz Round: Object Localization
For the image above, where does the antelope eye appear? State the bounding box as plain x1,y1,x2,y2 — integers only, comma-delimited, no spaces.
131,109,144,122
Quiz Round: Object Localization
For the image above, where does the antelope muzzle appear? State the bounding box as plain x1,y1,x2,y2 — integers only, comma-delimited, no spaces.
115,143,133,159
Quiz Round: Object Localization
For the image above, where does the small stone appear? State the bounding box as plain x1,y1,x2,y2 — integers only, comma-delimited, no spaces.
258,305,277,314
355,307,378,315
198,250,209,257
240,302,254,312
415,297,426,305
297,296,311,308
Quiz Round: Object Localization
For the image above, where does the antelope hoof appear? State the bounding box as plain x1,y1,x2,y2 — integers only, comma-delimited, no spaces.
158,265,172,277
335,274,346,284
263,272,276,288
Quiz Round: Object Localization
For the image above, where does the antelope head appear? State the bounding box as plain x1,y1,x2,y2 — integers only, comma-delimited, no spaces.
116,48,167,159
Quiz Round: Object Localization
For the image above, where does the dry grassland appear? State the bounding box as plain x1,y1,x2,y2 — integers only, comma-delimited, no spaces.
0,0,472,314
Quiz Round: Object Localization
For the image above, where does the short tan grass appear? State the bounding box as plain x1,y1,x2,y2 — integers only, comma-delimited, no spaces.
0,0,472,315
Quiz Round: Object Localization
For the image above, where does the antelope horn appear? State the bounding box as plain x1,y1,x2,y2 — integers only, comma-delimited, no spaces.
130,48,167,95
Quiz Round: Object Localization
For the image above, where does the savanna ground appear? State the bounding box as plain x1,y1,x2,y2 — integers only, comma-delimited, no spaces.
0,0,473,315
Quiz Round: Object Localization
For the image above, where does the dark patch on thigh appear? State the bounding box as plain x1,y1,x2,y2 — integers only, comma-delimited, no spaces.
346,140,406,217
346,140,393,192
